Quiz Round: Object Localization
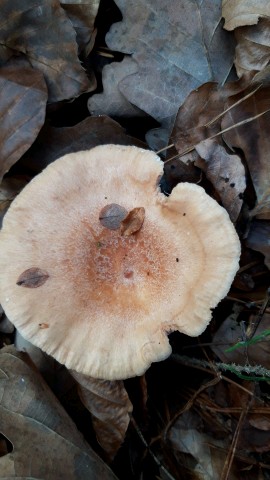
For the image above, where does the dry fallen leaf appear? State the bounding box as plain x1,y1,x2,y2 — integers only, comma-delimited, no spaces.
20,116,145,174
94,0,235,133
246,220,270,269
120,207,145,236
71,371,132,461
99,203,128,231
0,346,118,479
0,0,91,102
234,19,270,77
222,0,270,31
222,85,270,219
60,0,100,53
0,56,47,181
195,140,246,222
16,267,50,288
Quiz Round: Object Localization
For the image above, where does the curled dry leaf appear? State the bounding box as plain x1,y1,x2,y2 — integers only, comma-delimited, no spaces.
99,204,128,231
21,116,145,174
0,56,47,181
0,346,118,480
222,0,270,30
0,0,91,102
71,371,132,461
16,267,49,288
120,207,145,236
234,19,270,77
96,0,235,132
60,0,100,53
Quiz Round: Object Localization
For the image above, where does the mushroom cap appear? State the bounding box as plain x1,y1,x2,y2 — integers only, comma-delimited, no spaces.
0,145,240,380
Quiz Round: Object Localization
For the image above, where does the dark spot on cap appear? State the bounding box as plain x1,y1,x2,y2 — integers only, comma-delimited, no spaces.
230,183,235,188
176,258,179,262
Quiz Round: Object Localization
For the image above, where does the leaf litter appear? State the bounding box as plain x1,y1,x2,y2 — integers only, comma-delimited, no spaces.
0,1,270,479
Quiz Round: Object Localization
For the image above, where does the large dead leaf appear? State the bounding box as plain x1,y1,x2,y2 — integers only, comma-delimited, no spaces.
60,0,100,53
72,371,132,461
222,0,270,30
0,56,47,181
0,0,92,102
94,0,235,132
21,115,145,173
0,346,118,479
88,58,143,118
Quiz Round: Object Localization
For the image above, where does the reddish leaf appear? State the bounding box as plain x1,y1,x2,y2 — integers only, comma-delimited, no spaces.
72,371,132,461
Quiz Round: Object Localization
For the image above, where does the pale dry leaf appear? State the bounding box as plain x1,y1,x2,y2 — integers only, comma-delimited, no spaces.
97,0,235,131
0,56,47,181
0,346,118,480
196,140,246,222
60,0,100,53
120,207,145,236
71,371,133,461
222,0,270,31
21,116,145,174
0,0,91,102
234,18,270,77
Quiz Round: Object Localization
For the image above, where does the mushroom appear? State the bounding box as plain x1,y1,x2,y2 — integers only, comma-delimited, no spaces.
0,145,240,380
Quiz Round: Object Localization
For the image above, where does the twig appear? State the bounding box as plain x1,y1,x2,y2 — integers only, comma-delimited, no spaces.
130,417,177,480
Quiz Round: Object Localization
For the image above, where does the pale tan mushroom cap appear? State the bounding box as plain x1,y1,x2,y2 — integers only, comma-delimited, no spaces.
0,145,240,379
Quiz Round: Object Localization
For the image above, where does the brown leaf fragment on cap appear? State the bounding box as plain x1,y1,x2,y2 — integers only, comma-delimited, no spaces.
120,207,145,236
17,268,49,288
99,203,128,231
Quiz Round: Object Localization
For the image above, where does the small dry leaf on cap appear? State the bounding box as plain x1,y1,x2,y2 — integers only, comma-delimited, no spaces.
0,145,240,380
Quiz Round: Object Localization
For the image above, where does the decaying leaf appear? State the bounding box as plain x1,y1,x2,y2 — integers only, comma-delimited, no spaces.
222,0,270,31
20,116,145,174
120,207,145,236
0,56,47,181
246,220,270,269
195,140,246,222
99,204,128,231
0,0,92,102
71,371,132,461
16,267,49,288
96,0,235,133
222,85,270,219
60,0,100,53
0,346,118,479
